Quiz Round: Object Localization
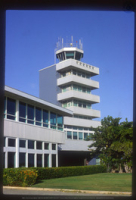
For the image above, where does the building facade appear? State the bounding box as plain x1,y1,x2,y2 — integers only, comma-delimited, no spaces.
3,86,72,168
39,38,101,166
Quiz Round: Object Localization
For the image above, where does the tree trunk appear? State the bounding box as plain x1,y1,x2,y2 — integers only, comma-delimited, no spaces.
119,164,123,173
124,163,129,173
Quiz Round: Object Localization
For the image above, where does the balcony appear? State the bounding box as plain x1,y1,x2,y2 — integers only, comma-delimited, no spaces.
64,117,101,128
56,59,99,76
57,90,100,104
67,106,100,118
57,75,99,90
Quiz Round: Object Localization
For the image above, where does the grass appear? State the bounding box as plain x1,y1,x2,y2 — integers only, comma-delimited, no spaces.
33,173,132,192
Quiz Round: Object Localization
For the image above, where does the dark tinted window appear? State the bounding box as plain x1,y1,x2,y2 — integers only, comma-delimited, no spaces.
19,153,26,167
28,140,34,149
36,141,42,150
36,107,41,126
28,154,34,167
19,102,26,122
27,105,34,124
37,154,42,167
7,98,16,120
19,139,26,148
8,138,15,147
52,144,56,150
44,143,49,150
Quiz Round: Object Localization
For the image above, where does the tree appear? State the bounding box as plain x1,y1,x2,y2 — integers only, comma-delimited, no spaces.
88,116,133,173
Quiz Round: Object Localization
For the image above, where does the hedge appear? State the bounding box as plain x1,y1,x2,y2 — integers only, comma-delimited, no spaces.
31,165,107,180
3,165,107,187
3,168,38,187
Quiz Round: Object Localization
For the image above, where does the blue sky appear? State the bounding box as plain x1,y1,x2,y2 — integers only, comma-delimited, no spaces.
5,10,134,122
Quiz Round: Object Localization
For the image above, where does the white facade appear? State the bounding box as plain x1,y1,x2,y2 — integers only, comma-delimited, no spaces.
55,42,101,152
3,86,72,168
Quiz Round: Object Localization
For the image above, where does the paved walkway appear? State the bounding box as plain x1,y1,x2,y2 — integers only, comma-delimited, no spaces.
3,186,132,197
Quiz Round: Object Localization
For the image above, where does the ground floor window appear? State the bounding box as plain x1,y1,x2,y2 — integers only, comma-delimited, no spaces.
19,153,26,167
52,154,56,167
28,154,34,167
8,152,16,168
44,154,49,167
37,154,42,167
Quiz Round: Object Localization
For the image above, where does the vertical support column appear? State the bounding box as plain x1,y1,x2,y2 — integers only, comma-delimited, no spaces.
35,153,37,167
5,137,8,168
49,143,51,167
26,140,28,168
56,144,58,167
42,142,44,167
16,138,19,168
16,100,19,122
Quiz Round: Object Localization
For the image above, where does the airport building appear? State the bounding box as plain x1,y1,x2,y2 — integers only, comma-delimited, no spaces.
3,38,101,168
3,86,72,168
39,38,101,166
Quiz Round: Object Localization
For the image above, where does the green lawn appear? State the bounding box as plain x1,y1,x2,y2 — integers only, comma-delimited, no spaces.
33,173,132,192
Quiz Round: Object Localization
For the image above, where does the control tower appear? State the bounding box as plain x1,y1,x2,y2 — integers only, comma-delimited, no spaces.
39,37,101,166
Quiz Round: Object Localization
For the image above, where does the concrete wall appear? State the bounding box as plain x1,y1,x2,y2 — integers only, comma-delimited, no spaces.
58,139,94,151
64,117,101,128
39,65,61,106
4,119,65,144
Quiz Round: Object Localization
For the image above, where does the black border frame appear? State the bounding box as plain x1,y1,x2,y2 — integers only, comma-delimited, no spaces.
0,1,135,200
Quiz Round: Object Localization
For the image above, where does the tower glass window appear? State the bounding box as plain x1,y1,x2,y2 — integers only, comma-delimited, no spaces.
57,115,63,131
79,132,83,140
19,102,26,122
73,132,77,140
66,51,74,59
67,131,72,139
84,133,88,140
7,98,16,120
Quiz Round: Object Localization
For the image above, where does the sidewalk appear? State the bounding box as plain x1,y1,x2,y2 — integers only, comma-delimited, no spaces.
3,186,132,196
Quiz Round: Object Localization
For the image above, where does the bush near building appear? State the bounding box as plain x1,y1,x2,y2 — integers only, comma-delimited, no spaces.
3,165,106,187
3,168,38,187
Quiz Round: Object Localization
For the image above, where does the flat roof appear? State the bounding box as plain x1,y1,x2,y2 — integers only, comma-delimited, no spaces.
4,86,73,116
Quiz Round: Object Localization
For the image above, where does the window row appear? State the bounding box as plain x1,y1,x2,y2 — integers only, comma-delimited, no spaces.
3,152,56,168
76,61,95,71
3,137,56,150
73,115,92,120
4,97,63,131
61,84,91,94
64,125,93,131
62,100,92,109
66,131,92,140
60,69,91,79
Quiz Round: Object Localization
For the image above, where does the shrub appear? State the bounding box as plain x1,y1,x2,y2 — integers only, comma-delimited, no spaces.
3,168,38,187
31,164,107,181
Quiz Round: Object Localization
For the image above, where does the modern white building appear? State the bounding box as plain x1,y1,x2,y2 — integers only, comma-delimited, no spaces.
3,86,72,168
39,38,101,166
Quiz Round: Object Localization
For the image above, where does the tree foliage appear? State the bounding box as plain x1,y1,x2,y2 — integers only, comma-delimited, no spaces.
88,116,133,173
